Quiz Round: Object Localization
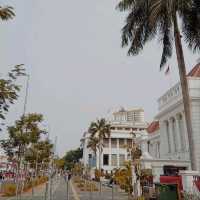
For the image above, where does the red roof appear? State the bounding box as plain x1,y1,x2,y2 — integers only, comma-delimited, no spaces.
147,121,159,134
188,63,200,77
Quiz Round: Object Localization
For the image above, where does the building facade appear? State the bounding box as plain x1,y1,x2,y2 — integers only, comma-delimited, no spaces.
138,63,200,181
82,108,148,172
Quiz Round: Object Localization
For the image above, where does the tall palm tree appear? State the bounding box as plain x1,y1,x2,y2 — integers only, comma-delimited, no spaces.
117,0,200,170
0,6,15,21
88,118,111,172
87,136,99,155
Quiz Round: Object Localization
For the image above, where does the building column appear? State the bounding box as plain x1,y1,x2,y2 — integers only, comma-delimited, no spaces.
169,119,175,153
175,115,182,152
125,139,128,160
117,138,119,167
109,138,112,166
160,121,170,156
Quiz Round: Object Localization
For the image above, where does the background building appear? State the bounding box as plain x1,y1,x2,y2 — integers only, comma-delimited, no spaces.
82,108,148,172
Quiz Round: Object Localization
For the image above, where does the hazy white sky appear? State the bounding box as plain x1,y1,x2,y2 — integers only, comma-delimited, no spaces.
0,0,199,156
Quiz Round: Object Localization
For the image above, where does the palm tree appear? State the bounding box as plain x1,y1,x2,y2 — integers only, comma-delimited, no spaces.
87,136,99,155
0,6,15,21
88,118,111,172
117,0,200,170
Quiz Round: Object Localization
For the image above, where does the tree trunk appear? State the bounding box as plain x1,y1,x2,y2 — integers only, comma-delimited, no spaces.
173,14,196,170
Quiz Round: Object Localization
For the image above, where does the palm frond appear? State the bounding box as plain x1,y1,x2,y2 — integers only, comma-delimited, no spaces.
181,0,200,53
117,0,136,11
158,14,173,69
0,6,15,21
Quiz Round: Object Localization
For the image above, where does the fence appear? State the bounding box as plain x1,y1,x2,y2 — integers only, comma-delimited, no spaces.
0,173,61,200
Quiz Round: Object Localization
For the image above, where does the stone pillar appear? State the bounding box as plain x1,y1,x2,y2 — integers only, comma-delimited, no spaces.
160,121,169,156
169,119,175,153
175,116,182,152
109,138,112,166
117,139,119,167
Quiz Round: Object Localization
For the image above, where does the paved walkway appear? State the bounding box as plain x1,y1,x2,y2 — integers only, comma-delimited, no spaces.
73,181,131,200
1,178,130,200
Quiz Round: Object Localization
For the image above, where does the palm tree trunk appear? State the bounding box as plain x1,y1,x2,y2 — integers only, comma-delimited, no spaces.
98,144,102,194
173,14,196,170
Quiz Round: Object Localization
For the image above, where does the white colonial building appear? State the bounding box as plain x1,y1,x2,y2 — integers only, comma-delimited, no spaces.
138,63,200,182
82,108,148,172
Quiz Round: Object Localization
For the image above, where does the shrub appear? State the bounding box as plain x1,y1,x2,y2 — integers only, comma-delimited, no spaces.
3,184,16,196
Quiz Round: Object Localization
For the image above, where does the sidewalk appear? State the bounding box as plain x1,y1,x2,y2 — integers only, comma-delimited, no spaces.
72,180,131,200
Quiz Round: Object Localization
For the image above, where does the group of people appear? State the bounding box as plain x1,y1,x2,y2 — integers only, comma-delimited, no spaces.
0,171,15,181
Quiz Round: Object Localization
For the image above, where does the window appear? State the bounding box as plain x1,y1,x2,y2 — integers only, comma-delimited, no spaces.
119,139,125,148
111,138,117,148
119,154,125,166
103,138,109,148
103,154,109,166
111,154,117,166
88,154,92,167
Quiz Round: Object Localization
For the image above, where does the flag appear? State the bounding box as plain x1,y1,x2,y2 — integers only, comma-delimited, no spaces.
165,65,170,75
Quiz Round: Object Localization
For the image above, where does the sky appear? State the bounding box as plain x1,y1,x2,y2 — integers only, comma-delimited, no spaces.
0,0,199,156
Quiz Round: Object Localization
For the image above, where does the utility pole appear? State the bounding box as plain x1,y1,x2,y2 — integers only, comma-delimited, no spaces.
16,74,30,199
23,74,30,116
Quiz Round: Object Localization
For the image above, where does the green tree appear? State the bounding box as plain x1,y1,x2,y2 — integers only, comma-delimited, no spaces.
25,140,53,171
88,118,111,172
63,148,83,170
54,158,65,169
1,113,47,166
87,136,99,155
117,0,200,170
0,65,26,126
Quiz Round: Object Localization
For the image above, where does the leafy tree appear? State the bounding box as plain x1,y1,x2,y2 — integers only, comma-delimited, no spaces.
88,118,111,171
0,65,26,125
0,113,47,165
117,0,200,170
25,140,53,170
63,148,83,170
54,158,65,169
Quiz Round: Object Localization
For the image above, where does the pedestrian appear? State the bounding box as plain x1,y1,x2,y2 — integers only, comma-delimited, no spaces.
64,172,68,182
68,173,71,181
